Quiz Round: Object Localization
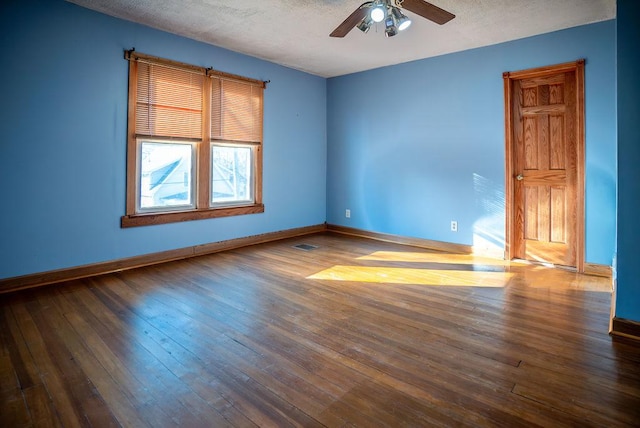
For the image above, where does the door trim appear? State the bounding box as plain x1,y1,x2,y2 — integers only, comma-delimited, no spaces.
503,59,585,272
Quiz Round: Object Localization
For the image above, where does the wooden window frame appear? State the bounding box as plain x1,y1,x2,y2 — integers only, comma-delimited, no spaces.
121,51,265,228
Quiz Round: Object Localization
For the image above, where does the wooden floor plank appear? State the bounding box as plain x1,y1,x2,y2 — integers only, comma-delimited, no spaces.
0,307,36,393
512,361,640,426
0,395,31,427
62,283,231,428
113,278,330,425
1,233,638,427
52,290,162,428
22,383,63,428
90,272,321,427
1,303,64,427
28,294,122,427
0,309,21,395
9,299,86,428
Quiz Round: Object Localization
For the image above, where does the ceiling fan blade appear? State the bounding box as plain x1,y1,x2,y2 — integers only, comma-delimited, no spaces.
401,0,455,25
330,2,371,37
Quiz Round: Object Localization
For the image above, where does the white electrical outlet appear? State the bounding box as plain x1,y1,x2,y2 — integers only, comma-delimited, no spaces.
451,221,458,232
345,209,351,218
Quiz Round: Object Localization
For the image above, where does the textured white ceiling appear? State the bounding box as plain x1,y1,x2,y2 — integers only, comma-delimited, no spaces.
67,0,616,77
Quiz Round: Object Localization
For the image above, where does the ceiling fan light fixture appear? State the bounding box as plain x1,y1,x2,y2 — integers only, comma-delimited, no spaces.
392,7,412,31
397,18,412,31
370,1,386,23
384,11,398,37
357,15,373,33
329,0,454,38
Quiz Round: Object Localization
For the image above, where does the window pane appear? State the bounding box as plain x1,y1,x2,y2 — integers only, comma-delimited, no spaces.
139,142,194,210
211,145,253,205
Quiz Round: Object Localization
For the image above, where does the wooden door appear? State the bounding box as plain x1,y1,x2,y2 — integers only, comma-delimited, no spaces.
504,60,585,270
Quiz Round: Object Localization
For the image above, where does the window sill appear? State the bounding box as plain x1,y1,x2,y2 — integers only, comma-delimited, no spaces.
121,204,264,228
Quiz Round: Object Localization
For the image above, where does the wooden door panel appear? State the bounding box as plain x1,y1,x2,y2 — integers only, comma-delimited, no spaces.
538,84,550,106
526,240,568,265
523,87,537,107
523,186,568,244
520,73,565,88
537,185,551,243
522,170,566,183
550,115,565,168
505,62,583,268
524,116,538,169
550,186,566,243
549,84,564,104
536,113,550,169
525,187,539,240
522,105,566,114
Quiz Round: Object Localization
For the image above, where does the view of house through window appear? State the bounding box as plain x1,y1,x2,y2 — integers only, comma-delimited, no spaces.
211,144,253,206
122,50,265,227
139,141,194,210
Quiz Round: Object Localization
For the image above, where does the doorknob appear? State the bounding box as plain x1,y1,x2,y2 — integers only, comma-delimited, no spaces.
516,174,524,181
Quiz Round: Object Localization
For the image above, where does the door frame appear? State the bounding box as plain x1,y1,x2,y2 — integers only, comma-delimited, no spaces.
503,59,585,272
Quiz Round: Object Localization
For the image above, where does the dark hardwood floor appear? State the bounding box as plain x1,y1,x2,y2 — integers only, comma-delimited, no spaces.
1,233,639,427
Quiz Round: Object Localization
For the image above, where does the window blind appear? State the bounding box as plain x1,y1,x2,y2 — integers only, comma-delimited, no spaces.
135,62,204,139
211,77,263,143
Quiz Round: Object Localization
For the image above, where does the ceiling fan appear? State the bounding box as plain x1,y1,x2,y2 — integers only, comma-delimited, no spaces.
330,0,455,38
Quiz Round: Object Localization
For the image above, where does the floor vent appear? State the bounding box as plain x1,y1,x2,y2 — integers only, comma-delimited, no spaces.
293,243,318,251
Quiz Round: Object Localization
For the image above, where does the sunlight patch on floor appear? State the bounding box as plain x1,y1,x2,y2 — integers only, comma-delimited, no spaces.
357,250,526,267
307,265,513,287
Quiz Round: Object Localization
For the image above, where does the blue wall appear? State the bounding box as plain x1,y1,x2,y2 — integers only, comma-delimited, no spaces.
615,0,640,322
327,21,617,265
0,0,327,279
